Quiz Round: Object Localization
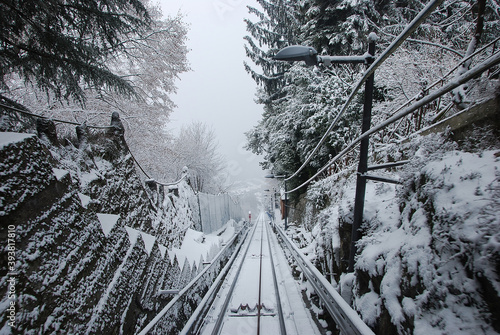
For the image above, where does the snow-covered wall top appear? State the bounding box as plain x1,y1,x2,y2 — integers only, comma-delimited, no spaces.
0,114,222,334
294,129,500,335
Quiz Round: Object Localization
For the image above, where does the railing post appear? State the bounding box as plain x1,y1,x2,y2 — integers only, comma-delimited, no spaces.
284,179,288,230
348,34,377,272
36,118,59,146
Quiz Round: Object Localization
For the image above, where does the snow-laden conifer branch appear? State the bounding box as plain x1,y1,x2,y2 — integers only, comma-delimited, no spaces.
368,22,464,58
287,50,500,193
285,0,445,182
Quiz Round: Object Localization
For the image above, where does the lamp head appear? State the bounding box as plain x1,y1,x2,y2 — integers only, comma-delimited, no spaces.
274,45,318,66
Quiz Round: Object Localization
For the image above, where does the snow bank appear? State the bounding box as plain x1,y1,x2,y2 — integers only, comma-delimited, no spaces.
359,143,499,333
296,132,500,334
0,132,34,149
97,213,120,237
169,221,237,269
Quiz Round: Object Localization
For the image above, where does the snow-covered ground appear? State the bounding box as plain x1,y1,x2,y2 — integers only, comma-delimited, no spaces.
288,132,500,334
169,220,238,269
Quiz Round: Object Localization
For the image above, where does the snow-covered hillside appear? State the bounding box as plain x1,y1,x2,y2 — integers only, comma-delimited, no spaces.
0,117,237,334
291,129,499,334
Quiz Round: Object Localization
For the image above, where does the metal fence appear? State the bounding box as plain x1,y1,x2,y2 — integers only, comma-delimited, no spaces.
197,193,243,234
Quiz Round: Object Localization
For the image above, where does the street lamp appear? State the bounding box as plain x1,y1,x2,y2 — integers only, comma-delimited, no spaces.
274,35,377,272
274,45,374,66
265,174,288,230
274,45,319,66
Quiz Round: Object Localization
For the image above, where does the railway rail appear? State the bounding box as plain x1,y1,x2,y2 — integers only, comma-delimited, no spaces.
185,213,322,335
141,212,374,335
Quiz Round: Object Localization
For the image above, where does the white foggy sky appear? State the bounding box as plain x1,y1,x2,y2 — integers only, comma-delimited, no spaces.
158,0,267,188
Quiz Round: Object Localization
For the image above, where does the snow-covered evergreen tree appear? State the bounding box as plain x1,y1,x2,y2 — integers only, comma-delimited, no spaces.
0,0,151,104
1,2,190,183
244,0,302,97
244,0,369,190
177,259,192,289
245,0,500,193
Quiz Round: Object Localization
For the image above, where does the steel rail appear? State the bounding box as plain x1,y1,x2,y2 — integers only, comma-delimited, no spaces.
285,0,444,183
179,226,252,335
203,216,288,335
209,218,261,335
274,223,375,335
257,222,264,335
264,220,287,334
137,225,247,335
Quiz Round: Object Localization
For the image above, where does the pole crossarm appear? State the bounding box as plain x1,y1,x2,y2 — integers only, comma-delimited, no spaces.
286,50,500,194
362,174,402,184
284,0,445,183
367,160,410,171
319,55,372,65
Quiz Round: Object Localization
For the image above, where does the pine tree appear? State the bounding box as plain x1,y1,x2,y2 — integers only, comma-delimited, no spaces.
0,0,151,104
244,0,500,195
1,4,190,184
244,0,303,98
162,254,181,290
177,258,192,289
244,0,367,190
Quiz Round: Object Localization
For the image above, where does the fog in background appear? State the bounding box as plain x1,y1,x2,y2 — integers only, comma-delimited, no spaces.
159,0,267,193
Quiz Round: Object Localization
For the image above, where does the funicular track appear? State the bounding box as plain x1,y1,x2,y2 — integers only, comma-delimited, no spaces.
138,212,375,335
195,213,289,335
180,213,374,335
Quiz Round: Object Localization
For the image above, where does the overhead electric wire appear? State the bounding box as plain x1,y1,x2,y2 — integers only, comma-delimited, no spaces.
286,50,500,193
285,0,445,183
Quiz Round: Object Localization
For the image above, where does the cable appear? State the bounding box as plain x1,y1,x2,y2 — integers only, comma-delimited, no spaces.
286,50,500,193
285,0,445,182
0,101,186,187
0,102,112,129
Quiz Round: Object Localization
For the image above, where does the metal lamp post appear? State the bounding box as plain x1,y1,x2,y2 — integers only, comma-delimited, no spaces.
265,174,288,230
274,34,377,272
263,189,276,222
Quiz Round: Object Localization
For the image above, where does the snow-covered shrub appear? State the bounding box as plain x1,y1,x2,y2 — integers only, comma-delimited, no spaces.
352,133,500,334
296,130,499,334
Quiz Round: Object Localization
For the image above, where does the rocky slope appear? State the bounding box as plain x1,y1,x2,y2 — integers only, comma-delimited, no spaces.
0,114,207,334
289,98,500,334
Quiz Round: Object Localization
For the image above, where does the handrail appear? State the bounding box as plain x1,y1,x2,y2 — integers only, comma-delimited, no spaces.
286,50,500,193
0,101,186,186
138,225,248,335
264,219,288,334
285,0,445,183
273,223,375,335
